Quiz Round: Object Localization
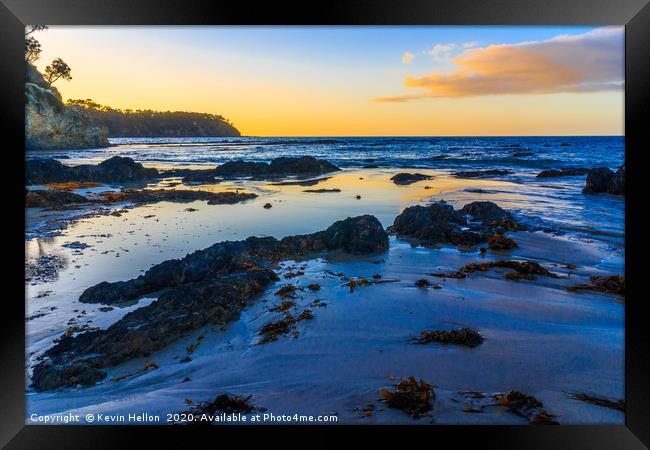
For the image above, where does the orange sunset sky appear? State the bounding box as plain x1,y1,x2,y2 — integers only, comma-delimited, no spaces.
34,26,624,136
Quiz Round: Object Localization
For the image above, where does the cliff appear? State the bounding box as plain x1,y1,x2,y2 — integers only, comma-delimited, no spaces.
25,64,110,150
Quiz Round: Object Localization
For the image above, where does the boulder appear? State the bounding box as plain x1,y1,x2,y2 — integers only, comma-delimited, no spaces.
390,173,433,185
26,156,159,184
388,200,520,247
214,156,340,178
25,189,90,209
583,165,624,195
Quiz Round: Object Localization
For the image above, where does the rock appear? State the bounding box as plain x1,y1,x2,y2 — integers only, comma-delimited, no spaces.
25,189,90,209
214,156,340,178
536,168,590,178
583,165,624,195
302,188,341,193
100,189,257,205
26,156,159,185
160,157,339,182
32,215,388,391
270,177,332,186
25,64,109,150
388,200,520,247
390,173,432,185
263,203,272,209
453,169,512,178
159,168,218,184
459,201,511,224
415,279,430,288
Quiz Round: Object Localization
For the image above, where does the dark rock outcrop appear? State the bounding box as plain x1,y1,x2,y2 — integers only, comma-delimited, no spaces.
32,215,388,391
25,189,90,209
26,156,159,185
453,169,512,178
25,64,109,150
215,156,340,178
160,157,340,183
99,189,257,205
390,173,432,185
536,168,589,178
583,165,624,195
388,200,521,247
159,168,218,184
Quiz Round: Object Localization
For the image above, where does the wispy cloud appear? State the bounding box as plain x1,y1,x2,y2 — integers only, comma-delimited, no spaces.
424,41,478,61
402,51,414,64
374,27,623,102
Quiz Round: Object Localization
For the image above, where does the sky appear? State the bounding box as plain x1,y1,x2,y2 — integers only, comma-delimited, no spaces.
33,26,624,136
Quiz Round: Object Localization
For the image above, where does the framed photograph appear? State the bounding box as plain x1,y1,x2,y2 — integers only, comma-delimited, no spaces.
1,0,648,447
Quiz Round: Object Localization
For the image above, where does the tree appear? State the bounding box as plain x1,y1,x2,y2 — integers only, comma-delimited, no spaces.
44,58,72,85
25,25,48,36
25,37,41,63
24,25,47,63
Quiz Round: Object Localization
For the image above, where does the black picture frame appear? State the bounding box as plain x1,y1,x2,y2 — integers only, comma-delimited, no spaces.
1,0,648,447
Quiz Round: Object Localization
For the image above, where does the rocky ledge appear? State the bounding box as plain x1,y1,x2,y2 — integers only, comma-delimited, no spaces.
26,189,91,208
26,156,159,185
583,165,624,195
388,200,522,247
31,215,388,391
161,156,340,182
100,189,257,205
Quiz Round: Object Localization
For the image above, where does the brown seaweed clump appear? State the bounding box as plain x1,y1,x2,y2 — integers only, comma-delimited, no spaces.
429,271,467,279
411,328,484,348
44,181,103,191
380,377,435,418
269,300,296,312
258,308,314,344
460,260,556,281
567,275,625,296
487,234,518,250
274,284,301,298
189,394,260,416
345,277,372,292
493,390,558,424
568,392,625,411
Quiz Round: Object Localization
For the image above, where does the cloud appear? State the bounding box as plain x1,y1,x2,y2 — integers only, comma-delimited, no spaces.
402,51,415,64
375,27,623,102
424,41,478,61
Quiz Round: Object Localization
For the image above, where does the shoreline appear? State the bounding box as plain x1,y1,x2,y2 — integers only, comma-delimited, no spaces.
24,159,624,424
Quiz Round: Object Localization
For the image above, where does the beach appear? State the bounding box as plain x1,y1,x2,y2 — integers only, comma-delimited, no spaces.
25,136,625,425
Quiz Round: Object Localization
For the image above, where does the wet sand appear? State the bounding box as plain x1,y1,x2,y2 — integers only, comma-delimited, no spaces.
25,168,624,424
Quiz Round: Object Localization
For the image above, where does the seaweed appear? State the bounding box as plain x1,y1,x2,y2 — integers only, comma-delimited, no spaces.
567,275,624,296
567,392,624,411
411,328,484,348
379,377,435,418
487,234,518,250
